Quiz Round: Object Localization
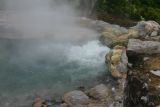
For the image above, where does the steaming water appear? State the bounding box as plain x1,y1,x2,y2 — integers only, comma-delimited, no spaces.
0,38,110,106
0,0,110,106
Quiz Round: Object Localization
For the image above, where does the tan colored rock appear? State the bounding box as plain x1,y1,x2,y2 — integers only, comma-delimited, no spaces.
63,90,89,107
111,54,121,64
103,27,127,36
33,97,43,107
106,45,128,78
101,26,139,47
88,103,105,107
127,29,139,38
112,48,123,55
88,84,109,100
110,65,124,78
60,103,68,107
101,33,124,47
111,48,123,65
101,32,117,47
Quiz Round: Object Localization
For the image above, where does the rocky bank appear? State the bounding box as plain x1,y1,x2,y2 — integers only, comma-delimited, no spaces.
33,20,160,107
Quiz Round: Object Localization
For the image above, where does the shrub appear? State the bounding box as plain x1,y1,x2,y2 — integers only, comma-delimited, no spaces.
96,0,160,23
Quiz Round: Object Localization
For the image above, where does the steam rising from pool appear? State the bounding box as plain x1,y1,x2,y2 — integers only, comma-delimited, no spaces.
0,39,110,106
0,0,109,106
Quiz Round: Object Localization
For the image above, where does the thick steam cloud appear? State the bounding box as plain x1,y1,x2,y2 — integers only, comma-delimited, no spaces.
1,0,98,43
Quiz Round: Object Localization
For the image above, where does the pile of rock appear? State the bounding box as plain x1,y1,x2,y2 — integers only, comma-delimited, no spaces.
104,20,160,107
60,83,123,107
33,83,124,107
100,20,160,48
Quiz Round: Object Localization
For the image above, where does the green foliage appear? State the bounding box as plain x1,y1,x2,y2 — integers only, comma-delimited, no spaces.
96,0,160,23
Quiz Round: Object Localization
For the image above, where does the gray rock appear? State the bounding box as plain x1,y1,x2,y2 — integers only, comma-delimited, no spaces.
151,31,158,37
106,46,128,78
60,103,68,107
116,62,128,73
150,70,160,77
133,21,160,41
151,35,160,41
63,90,89,107
88,84,109,100
127,39,160,54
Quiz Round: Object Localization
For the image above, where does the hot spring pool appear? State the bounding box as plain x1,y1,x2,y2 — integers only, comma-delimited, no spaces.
0,0,111,106
0,38,110,106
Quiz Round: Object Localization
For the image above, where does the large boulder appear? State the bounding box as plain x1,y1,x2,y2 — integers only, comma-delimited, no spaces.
62,90,89,107
134,21,160,41
127,39,160,54
136,21,160,36
100,26,128,47
88,84,109,100
101,26,138,47
106,45,128,78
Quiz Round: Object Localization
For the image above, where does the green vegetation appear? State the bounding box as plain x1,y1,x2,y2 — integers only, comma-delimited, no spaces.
96,0,160,23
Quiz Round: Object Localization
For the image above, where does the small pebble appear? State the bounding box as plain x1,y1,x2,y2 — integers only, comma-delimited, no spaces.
112,87,116,92
141,96,148,103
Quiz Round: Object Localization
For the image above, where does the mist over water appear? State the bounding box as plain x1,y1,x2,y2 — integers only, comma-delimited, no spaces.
0,0,109,106
1,0,97,40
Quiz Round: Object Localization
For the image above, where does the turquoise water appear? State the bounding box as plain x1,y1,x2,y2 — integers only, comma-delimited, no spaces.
0,38,109,106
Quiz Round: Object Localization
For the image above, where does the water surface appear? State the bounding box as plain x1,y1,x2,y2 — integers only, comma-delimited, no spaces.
0,38,109,106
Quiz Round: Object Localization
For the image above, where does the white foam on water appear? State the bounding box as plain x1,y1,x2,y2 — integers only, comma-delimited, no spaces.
67,40,110,67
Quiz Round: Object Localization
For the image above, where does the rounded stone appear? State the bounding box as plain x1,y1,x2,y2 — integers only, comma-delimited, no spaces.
88,84,109,100
63,90,89,107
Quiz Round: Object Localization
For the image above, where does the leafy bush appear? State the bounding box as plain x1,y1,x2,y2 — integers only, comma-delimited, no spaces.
96,0,160,23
